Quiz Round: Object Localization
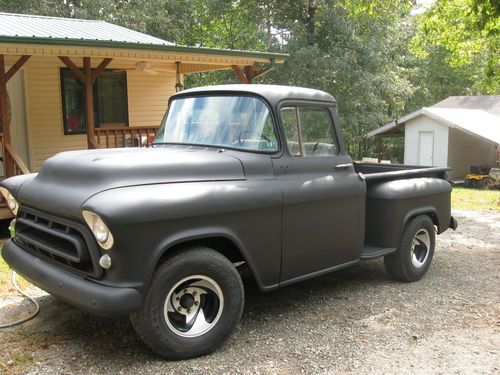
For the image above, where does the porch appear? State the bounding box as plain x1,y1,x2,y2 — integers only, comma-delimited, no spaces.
0,12,287,218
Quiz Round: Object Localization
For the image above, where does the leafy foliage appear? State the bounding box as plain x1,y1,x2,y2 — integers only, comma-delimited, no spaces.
0,0,495,160
411,0,499,94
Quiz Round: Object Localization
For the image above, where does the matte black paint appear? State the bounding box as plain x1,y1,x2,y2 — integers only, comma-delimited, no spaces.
2,240,142,316
1,84,455,317
364,178,452,248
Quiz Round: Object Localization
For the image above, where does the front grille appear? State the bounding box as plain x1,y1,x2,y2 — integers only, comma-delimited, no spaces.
14,206,102,278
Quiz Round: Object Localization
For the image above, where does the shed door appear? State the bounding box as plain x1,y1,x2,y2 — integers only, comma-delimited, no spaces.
418,131,434,166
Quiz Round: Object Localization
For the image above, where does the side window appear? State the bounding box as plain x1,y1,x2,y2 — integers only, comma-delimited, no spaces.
280,105,338,157
299,107,338,156
281,107,301,156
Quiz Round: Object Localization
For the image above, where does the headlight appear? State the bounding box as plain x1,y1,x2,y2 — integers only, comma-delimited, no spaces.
82,210,114,250
0,187,19,215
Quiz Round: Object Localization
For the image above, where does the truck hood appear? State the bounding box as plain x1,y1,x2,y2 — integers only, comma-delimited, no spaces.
15,147,245,219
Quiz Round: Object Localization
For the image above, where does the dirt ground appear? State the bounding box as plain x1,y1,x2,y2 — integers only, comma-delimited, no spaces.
0,209,499,374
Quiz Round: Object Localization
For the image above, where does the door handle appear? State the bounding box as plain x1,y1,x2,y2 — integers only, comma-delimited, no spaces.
335,163,353,170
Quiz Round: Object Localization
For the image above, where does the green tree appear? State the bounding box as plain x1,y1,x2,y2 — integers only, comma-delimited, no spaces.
261,0,415,159
1,0,489,161
411,0,499,93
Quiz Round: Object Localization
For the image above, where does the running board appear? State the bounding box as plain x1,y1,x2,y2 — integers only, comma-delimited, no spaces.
361,246,397,260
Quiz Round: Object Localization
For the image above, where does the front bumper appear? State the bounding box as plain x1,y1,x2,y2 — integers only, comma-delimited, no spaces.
2,239,142,317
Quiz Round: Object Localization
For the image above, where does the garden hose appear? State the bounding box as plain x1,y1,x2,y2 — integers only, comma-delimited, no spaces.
0,269,40,328
0,219,40,328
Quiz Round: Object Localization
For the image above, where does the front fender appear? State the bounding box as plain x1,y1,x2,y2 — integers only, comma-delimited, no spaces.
0,173,37,197
150,227,267,290
82,180,283,293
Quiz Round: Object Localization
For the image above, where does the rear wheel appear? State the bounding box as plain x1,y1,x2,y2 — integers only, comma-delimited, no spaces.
130,247,244,359
477,178,490,189
384,215,435,282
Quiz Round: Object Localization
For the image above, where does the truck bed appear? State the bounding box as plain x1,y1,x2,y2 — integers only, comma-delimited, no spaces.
354,162,449,182
357,162,453,256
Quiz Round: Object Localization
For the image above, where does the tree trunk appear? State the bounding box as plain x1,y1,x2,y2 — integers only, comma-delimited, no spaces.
305,0,316,46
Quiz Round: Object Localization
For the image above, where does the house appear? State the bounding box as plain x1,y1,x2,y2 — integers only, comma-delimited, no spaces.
0,13,287,171
367,96,500,181
0,12,287,218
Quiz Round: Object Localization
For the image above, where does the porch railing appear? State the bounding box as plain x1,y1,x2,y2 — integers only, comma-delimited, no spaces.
0,133,30,177
93,126,159,149
0,133,30,217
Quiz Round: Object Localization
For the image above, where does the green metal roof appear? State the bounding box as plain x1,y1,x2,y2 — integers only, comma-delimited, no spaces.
0,12,175,45
0,12,288,61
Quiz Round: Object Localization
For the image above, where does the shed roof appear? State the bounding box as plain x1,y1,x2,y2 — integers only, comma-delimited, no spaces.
367,96,500,145
433,95,500,116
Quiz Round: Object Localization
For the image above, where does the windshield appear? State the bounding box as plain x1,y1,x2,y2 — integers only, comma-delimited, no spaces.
154,96,279,152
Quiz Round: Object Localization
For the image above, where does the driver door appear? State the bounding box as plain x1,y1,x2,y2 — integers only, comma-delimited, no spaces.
273,104,365,283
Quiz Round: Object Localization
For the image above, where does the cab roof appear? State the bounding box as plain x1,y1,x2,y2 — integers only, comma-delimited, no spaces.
174,84,336,106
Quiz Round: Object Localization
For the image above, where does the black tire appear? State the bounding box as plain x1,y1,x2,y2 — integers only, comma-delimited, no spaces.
384,215,435,282
477,178,490,190
130,247,244,359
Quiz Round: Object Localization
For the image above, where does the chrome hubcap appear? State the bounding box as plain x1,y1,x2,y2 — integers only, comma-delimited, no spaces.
411,228,431,268
163,275,224,338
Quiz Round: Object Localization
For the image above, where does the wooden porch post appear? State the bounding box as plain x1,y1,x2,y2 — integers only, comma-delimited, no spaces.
231,65,249,83
0,54,31,177
83,57,95,146
58,56,112,148
231,60,276,84
0,55,10,145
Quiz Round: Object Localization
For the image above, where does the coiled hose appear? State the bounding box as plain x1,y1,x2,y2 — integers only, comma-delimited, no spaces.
0,270,40,328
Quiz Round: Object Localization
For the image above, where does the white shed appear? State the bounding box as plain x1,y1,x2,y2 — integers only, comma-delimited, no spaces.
367,96,500,181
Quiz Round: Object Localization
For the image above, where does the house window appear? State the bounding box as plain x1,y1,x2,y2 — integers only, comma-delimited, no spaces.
60,69,128,135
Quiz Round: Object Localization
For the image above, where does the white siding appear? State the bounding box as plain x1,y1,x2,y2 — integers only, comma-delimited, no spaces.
404,115,449,167
447,128,497,180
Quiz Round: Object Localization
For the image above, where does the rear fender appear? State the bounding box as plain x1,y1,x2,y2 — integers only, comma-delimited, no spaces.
365,178,452,248
403,207,439,232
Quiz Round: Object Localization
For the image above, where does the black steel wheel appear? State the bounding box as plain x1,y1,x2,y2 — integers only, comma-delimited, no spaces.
384,215,436,282
130,247,244,359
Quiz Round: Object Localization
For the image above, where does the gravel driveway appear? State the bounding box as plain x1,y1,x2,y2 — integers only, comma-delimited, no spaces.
1,209,499,374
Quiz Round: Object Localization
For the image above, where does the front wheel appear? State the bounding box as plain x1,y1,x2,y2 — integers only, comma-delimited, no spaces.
130,247,244,359
384,215,436,282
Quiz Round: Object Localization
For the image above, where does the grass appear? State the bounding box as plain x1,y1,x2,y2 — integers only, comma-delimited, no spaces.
451,187,500,211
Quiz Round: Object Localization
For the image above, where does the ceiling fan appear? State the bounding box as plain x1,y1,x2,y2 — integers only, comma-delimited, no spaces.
113,60,184,92
114,61,170,75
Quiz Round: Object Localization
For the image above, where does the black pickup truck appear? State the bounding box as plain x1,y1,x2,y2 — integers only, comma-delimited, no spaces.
1,85,457,359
